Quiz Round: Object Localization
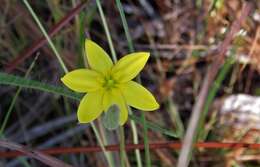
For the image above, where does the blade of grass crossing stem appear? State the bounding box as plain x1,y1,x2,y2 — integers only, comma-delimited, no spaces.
115,0,144,166
22,0,68,73
0,73,177,137
0,55,38,136
22,1,113,166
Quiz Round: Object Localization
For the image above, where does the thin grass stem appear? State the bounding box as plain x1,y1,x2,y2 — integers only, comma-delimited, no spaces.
95,0,117,62
141,112,151,167
22,0,68,73
0,55,38,136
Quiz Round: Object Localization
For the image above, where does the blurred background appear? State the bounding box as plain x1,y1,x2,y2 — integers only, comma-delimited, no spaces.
0,0,260,166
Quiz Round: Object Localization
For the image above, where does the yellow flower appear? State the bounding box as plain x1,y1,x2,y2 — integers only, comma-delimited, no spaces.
61,39,159,125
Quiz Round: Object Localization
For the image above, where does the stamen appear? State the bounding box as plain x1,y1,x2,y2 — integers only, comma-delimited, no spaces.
103,76,116,89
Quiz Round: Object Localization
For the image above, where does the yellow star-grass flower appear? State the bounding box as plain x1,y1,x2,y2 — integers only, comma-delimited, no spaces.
61,39,159,125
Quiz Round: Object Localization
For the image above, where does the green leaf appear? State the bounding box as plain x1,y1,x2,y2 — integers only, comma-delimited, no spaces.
0,72,82,100
102,104,120,130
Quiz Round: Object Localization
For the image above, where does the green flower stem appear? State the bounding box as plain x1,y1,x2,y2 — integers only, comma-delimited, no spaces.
128,106,142,167
141,112,151,167
91,122,114,167
115,0,151,166
22,1,113,166
22,0,68,74
115,0,142,166
119,126,126,167
97,119,115,167
95,0,129,165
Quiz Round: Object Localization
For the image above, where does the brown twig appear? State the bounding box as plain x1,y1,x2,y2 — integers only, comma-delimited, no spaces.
1,141,260,158
134,44,208,50
0,140,73,167
176,2,253,167
5,1,87,73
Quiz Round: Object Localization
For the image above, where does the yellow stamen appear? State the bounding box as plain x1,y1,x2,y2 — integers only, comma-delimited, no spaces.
103,76,116,90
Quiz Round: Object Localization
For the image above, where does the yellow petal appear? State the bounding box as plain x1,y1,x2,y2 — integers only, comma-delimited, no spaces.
121,81,159,111
85,39,113,74
61,69,103,93
77,90,104,123
103,89,128,125
112,52,149,83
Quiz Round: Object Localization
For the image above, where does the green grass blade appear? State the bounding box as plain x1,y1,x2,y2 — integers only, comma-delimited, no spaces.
22,0,68,73
197,55,236,141
115,0,134,52
0,72,82,100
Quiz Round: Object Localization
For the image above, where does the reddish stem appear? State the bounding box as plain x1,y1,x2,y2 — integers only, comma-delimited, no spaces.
1,142,260,158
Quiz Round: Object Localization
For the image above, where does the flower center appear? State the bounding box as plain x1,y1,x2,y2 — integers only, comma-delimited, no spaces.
103,76,117,90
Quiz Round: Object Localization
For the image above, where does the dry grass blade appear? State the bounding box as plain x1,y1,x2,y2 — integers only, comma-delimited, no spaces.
0,139,73,167
176,2,254,167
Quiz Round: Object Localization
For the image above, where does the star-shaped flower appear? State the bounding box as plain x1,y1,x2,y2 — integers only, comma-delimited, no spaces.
61,40,159,125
